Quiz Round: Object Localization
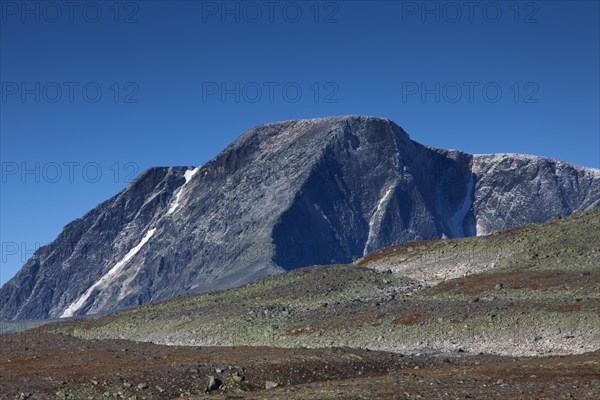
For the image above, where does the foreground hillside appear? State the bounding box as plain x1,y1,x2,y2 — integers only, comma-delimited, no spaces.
2,332,598,399
46,207,600,357
2,208,599,398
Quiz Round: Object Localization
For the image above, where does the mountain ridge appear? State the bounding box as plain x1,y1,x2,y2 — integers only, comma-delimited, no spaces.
1,115,598,320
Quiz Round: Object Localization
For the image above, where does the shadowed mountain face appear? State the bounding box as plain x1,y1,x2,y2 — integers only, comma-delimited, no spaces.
1,116,598,319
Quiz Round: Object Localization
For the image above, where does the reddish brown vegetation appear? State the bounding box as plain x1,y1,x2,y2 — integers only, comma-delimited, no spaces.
1,332,598,399
392,314,424,326
428,270,594,296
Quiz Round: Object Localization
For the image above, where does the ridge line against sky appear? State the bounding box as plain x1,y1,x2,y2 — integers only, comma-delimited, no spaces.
1,0,599,285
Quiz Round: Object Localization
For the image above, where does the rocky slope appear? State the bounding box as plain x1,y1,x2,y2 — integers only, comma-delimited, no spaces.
45,207,600,357
1,116,598,319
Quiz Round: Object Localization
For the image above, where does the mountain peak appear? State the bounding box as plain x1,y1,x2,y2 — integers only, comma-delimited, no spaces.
1,117,598,319
259,114,394,126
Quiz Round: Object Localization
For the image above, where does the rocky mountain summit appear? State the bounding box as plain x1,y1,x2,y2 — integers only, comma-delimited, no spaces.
1,116,598,319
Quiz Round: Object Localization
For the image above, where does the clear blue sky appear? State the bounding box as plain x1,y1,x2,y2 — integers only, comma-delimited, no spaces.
1,0,599,285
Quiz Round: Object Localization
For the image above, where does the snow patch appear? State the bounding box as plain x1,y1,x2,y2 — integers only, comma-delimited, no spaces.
476,220,487,236
449,174,474,237
60,228,157,318
167,167,200,215
364,184,396,255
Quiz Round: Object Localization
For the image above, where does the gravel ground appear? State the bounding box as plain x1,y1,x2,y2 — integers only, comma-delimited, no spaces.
1,332,598,399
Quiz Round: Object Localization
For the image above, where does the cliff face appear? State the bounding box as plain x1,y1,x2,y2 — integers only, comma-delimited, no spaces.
1,116,598,319
471,154,599,235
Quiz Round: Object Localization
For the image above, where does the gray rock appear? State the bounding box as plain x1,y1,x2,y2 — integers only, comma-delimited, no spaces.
207,376,221,391
265,381,279,389
232,372,244,382
1,116,598,319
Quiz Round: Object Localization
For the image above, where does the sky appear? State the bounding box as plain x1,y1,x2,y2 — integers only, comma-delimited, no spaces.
1,0,599,285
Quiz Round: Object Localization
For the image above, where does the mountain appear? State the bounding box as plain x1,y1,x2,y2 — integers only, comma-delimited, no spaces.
1,116,598,320
45,207,600,357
